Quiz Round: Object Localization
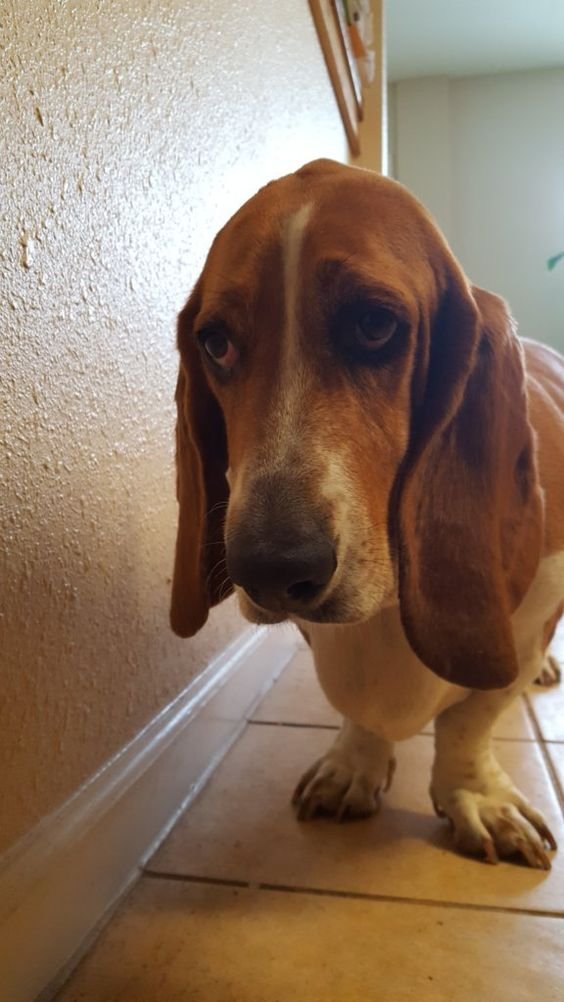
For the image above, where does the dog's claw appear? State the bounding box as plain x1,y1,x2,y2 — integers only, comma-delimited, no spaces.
430,789,446,818
516,835,551,871
541,825,558,852
482,838,499,865
534,654,562,686
292,759,321,805
384,756,397,792
337,789,381,823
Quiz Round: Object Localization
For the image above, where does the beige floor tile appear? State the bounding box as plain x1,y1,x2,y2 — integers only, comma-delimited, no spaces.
528,685,564,743
252,649,341,727
150,726,564,914
528,681,564,745
57,877,564,1002
546,743,564,802
550,620,564,663
254,650,535,739
527,623,564,741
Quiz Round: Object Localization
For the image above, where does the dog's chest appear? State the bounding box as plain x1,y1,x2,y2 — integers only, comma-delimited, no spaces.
305,608,467,742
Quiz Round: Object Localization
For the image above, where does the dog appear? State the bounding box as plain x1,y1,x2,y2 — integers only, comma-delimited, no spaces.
170,159,564,869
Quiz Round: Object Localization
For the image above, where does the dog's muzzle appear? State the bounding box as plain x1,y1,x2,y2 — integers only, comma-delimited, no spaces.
225,474,337,615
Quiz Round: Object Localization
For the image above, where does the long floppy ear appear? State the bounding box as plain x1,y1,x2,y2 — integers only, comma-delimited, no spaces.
396,273,543,690
170,285,232,637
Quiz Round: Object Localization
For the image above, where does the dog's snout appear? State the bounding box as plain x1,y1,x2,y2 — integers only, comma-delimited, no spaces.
227,530,337,611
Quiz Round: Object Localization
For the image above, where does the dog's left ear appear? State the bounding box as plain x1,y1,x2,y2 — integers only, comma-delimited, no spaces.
396,272,543,690
170,285,232,638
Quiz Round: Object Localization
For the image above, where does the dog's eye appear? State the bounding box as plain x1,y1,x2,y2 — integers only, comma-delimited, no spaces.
353,308,397,349
199,330,239,371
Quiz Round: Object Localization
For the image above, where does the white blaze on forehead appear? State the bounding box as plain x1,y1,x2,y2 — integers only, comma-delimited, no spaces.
232,201,316,497
283,201,313,352
265,201,314,465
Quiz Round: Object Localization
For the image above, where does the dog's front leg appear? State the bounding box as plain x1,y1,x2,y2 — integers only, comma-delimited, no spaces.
292,719,395,822
431,679,557,869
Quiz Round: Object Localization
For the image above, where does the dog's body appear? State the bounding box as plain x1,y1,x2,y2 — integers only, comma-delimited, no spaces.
171,160,564,868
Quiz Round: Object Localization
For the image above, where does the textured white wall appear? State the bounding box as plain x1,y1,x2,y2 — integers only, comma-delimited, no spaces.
0,0,348,855
392,69,564,351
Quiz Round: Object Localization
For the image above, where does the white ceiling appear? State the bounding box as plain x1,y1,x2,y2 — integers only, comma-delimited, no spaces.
386,0,564,81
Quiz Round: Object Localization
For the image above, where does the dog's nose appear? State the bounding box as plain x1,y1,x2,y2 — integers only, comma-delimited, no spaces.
226,532,337,610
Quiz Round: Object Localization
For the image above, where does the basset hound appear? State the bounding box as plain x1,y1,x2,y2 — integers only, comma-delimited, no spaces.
171,159,564,869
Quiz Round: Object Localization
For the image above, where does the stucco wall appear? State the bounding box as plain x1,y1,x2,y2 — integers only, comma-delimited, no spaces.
0,0,347,855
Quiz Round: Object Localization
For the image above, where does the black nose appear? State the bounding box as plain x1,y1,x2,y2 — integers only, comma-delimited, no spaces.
226,530,337,611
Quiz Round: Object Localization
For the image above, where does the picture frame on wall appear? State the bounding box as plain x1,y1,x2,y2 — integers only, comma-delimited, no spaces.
309,0,364,155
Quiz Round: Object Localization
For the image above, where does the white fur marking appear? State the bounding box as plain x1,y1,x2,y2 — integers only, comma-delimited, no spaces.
269,202,314,463
231,203,315,505
283,202,313,367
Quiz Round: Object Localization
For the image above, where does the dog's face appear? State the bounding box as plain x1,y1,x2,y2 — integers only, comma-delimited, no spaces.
172,160,543,690
188,163,441,625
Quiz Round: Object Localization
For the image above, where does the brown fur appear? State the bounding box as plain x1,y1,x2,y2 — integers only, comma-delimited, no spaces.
523,340,564,556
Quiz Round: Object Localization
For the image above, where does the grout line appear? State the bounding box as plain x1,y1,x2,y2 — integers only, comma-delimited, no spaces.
144,871,250,890
456,737,537,744
248,720,537,742
424,732,537,743
523,692,564,817
248,719,339,731
142,868,564,920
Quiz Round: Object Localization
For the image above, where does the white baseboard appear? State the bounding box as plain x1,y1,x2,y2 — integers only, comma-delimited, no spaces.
0,624,298,1002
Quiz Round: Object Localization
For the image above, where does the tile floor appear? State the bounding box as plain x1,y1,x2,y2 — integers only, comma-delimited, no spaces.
58,632,564,1001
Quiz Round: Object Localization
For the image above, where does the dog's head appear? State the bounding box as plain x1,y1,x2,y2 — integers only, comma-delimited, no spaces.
171,159,543,690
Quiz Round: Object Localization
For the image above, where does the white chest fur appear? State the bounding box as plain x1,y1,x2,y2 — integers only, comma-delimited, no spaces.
303,553,564,743
304,607,468,742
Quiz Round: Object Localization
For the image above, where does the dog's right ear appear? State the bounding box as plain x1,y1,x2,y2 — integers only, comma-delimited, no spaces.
170,284,232,638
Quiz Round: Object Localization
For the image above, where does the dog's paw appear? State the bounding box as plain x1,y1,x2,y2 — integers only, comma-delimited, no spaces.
431,782,557,869
292,754,395,822
534,653,562,687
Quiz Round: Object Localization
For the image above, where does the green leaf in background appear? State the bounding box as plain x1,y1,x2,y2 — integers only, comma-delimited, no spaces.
547,251,564,271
